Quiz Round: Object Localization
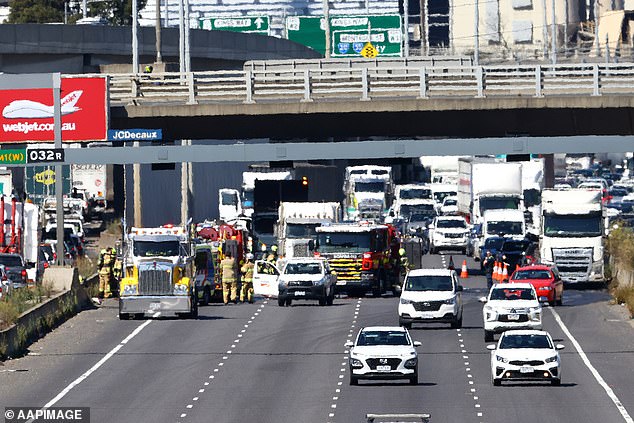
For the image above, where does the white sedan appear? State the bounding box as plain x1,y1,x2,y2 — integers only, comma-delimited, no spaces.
488,330,564,386
346,326,421,385
481,282,542,342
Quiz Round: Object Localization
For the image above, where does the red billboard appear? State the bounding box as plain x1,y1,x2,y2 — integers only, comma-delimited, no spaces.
0,76,108,143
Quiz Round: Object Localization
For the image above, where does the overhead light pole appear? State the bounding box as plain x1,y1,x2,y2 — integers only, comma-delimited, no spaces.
323,0,330,58
132,0,139,73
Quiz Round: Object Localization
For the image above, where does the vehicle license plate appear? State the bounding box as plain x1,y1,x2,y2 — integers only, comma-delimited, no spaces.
149,302,160,311
507,314,520,321
294,291,305,296
520,366,534,374
418,312,434,319
376,365,391,372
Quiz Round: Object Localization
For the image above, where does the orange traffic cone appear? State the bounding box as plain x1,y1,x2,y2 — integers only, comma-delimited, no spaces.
493,261,499,281
501,264,509,282
447,255,455,270
460,259,469,278
496,262,504,282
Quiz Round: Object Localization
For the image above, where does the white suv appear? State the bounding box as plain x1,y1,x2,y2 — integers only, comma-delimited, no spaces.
481,282,542,342
398,268,463,329
427,215,469,254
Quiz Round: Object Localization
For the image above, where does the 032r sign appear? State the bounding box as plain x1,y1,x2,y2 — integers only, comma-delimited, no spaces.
0,77,108,143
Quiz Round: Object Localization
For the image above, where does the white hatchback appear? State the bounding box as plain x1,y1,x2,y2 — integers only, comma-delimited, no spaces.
481,282,542,342
488,330,564,386
346,326,421,385
398,268,463,329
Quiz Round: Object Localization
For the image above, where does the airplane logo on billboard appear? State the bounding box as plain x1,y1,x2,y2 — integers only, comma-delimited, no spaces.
2,90,83,119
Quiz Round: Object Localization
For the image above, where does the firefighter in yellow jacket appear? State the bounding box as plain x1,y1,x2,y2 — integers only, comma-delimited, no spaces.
97,248,115,304
221,251,238,304
240,253,255,303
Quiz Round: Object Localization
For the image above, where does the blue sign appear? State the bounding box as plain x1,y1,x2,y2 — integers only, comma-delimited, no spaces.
108,129,162,141
337,43,350,54
353,42,364,53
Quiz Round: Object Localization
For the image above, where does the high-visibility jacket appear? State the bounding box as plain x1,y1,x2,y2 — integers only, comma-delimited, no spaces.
221,257,236,282
241,262,254,282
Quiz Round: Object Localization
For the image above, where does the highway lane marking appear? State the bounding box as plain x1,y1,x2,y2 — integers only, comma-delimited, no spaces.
457,329,484,421
550,307,634,423
42,313,157,409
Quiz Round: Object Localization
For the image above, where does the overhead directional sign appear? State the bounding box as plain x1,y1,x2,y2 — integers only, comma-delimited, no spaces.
199,16,269,34
108,129,162,141
0,148,26,164
27,148,65,164
286,15,402,57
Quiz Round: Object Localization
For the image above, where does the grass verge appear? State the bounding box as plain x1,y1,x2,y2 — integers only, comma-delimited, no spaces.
607,221,634,317
0,284,54,330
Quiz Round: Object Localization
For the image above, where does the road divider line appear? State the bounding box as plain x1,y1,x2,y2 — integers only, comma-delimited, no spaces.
550,307,634,423
43,316,156,408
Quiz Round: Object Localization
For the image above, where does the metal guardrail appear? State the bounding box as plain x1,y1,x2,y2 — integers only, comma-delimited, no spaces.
99,63,634,107
366,413,431,423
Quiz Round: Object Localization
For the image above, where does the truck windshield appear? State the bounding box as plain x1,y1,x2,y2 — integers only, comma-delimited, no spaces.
286,223,320,238
355,181,385,193
433,191,456,203
524,189,541,208
284,262,323,275
133,241,180,257
405,275,454,291
479,197,521,214
400,188,432,200
487,221,523,235
316,232,371,253
543,213,602,237
484,237,505,250
221,192,239,206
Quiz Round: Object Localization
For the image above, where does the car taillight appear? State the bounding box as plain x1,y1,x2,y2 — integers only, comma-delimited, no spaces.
44,262,50,268
53,252,57,260
21,269,27,278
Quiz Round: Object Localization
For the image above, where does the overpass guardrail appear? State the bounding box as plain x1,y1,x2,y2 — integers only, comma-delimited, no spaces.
98,63,634,106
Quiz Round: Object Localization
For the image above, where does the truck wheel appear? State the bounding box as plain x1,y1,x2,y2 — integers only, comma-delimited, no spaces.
319,297,327,306
118,313,129,320
189,300,198,319
484,330,494,342
199,287,211,306
450,315,463,329
285,298,292,306
326,290,334,306
349,374,359,385
278,297,285,307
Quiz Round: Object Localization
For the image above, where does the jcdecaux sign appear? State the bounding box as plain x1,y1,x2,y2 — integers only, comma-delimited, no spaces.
108,129,162,141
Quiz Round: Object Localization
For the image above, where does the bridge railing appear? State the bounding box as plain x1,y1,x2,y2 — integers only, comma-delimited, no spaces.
99,63,634,106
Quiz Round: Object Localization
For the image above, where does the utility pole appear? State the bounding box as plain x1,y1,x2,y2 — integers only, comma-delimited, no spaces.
132,0,139,73
474,0,479,65
403,0,409,57
551,0,557,64
594,0,600,56
53,74,65,266
178,0,185,73
155,0,162,63
133,141,142,227
181,139,190,225
419,0,426,55
542,0,548,59
323,0,331,58
184,0,191,72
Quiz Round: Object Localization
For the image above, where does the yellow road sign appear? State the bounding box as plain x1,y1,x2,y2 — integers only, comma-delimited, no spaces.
360,42,378,58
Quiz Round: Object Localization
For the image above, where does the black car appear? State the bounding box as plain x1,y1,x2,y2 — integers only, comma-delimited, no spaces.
0,253,28,288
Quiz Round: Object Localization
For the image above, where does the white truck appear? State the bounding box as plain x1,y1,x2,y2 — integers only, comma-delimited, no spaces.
481,209,526,239
218,188,242,222
540,188,605,284
521,159,544,235
241,170,293,218
1,199,40,283
343,166,393,221
457,159,524,224
277,201,341,258
420,156,467,185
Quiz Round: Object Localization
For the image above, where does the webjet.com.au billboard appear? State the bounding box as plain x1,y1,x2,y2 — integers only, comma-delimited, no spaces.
0,76,108,143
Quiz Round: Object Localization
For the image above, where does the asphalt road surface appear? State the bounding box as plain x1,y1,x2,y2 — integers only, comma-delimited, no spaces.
2,253,633,423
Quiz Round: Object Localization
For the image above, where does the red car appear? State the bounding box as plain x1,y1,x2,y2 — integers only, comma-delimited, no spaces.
508,265,564,305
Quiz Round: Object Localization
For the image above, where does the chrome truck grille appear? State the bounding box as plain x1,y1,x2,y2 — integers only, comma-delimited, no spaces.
328,257,363,281
139,267,173,295
552,248,592,281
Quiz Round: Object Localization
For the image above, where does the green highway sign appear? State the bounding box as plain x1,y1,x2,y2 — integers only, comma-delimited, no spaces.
0,149,26,165
332,29,402,57
199,16,269,34
286,14,402,57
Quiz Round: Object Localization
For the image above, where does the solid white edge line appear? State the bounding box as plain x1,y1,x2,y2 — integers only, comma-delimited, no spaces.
43,318,154,408
549,307,634,423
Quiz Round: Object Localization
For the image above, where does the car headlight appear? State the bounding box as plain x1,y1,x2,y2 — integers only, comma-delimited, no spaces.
122,284,138,295
484,305,493,312
496,355,508,363
400,297,414,305
529,306,542,314
404,358,418,368
349,358,364,368
545,355,558,363
174,283,189,295
444,297,455,305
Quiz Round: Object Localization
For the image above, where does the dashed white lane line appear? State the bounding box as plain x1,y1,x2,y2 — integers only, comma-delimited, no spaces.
327,299,362,423
42,312,159,409
176,301,268,423
550,307,634,423
456,329,484,422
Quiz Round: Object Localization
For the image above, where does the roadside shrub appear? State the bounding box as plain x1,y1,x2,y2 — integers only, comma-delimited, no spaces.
611,281,634,318
607,222,634,270
76,256,97,280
